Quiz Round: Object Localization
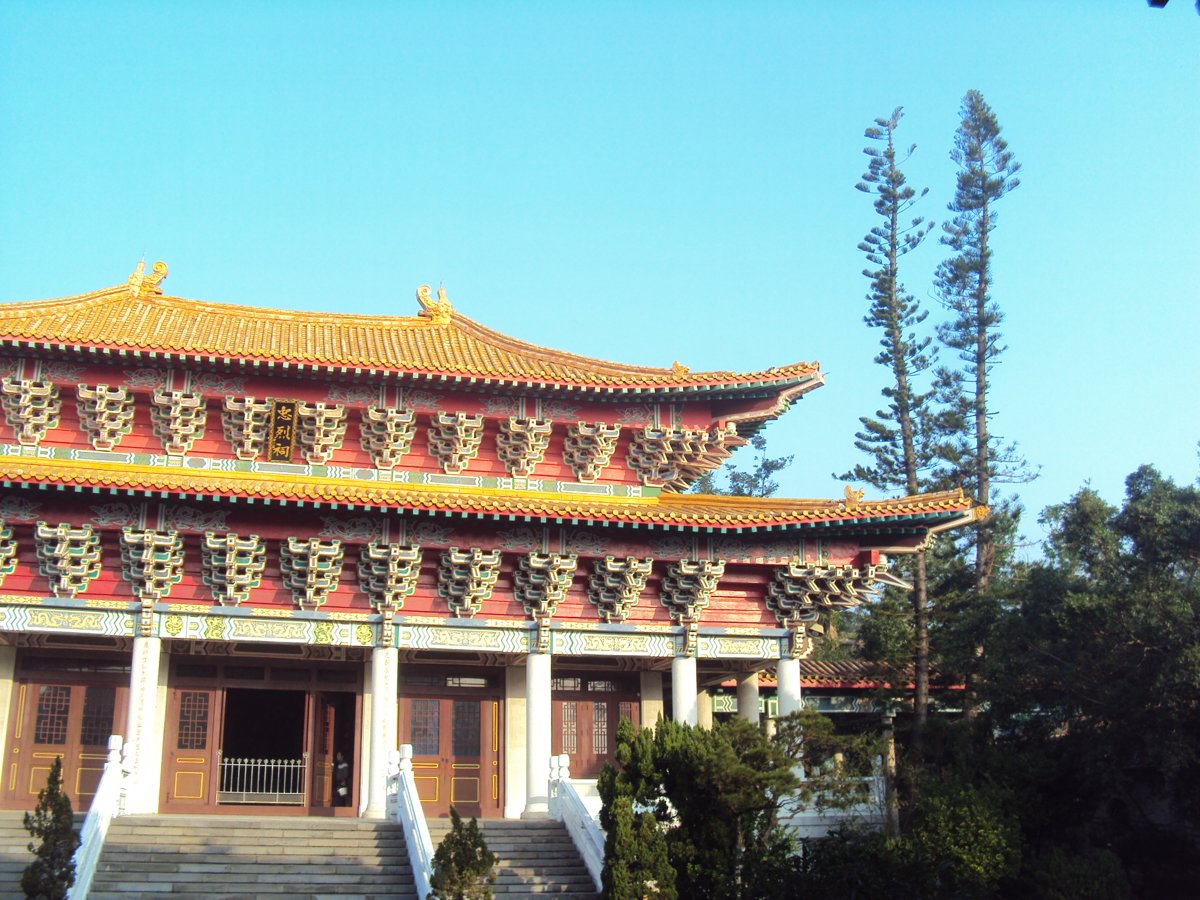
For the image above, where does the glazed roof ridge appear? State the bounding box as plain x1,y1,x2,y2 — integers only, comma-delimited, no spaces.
0,270,822,393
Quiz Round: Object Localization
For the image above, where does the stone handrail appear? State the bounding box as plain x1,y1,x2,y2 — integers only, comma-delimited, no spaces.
549,754,604,892
387,745,434,900
69,735,128,900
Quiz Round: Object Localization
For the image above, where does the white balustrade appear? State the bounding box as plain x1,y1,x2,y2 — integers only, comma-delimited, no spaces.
387,745,434,900
548,754,604,893
69,735,127,900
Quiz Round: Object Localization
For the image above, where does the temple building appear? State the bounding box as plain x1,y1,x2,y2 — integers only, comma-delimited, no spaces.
0,263,978,821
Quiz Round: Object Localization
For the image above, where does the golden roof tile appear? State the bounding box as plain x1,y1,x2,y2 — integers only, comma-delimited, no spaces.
0,454,979,533
0,265,823,396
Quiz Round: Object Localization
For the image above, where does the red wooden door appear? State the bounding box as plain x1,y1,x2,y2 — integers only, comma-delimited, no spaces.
4,681,126,811
161,687,221,810
310,693,336,808
552,675,640,778
401,697,501,819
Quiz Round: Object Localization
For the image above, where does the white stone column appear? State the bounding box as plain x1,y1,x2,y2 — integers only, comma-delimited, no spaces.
365,645,398,818
696,690,713,730
504,667,528,819
0,646,17,761
777,657,802,717
639,670,664,727
124,636,162,814
671,656,698,726
737,671,761,724
523,652,552,817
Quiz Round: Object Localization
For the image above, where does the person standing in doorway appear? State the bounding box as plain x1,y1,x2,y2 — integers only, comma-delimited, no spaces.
333,751,351,807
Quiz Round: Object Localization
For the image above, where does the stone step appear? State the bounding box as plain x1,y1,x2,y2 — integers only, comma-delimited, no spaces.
91,816,419,899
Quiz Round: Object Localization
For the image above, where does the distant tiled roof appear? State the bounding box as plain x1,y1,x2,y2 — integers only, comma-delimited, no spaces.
0,265,822,400
737,659,965,690
0,454,981,532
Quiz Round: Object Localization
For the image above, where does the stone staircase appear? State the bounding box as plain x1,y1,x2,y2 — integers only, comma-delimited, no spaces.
427,817,599,898
88,815,416,899
0,811,33,900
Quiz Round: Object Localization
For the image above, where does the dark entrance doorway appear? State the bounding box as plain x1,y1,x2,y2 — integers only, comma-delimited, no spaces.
161,657,362,814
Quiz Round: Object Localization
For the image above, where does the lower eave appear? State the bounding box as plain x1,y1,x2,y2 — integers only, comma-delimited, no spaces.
0,456,980,536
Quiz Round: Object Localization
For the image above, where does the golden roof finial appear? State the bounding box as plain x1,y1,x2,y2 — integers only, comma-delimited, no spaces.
416,283,454,325
843,485,865,507
671,360,690,378
128,260,168,298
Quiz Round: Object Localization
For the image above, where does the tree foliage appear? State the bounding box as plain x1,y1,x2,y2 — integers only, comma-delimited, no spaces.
22,755,78,900
984,468,1200,868
428,807,496,900
933,89,1029,596
841,105,943,754
599,716,803,900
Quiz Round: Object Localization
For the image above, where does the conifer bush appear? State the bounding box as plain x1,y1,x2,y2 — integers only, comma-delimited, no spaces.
428,807,496,900
22,755,78,900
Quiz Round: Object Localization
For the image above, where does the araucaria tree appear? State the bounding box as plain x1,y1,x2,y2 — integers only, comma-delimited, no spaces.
841,106,939,753
934,89,1026,598
22,755,78,900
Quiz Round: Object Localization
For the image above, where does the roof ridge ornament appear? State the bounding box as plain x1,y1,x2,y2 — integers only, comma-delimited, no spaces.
127,260,168,298
416,283,454,325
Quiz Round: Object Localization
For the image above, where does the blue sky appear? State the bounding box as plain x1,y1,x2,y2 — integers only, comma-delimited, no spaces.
1,1,1197,556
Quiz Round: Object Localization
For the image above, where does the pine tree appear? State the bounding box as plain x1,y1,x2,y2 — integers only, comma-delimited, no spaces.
598,718,676,899
934,90,1027,596
839,106,939,754
933,90,1031,717
21,756,78,900
428,807,496,900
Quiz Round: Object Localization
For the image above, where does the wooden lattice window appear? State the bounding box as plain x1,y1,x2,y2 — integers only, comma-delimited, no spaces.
177,691,209,751
410,699,440,756
592,703,609,751
80,687,116,746
453,701,480,756
619,701,637,724
560,701,578,754
34,686,70,745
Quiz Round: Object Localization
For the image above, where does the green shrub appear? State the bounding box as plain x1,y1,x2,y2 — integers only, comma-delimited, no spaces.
22,756,78,900
1023,847,1131,900
428,807,496,900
